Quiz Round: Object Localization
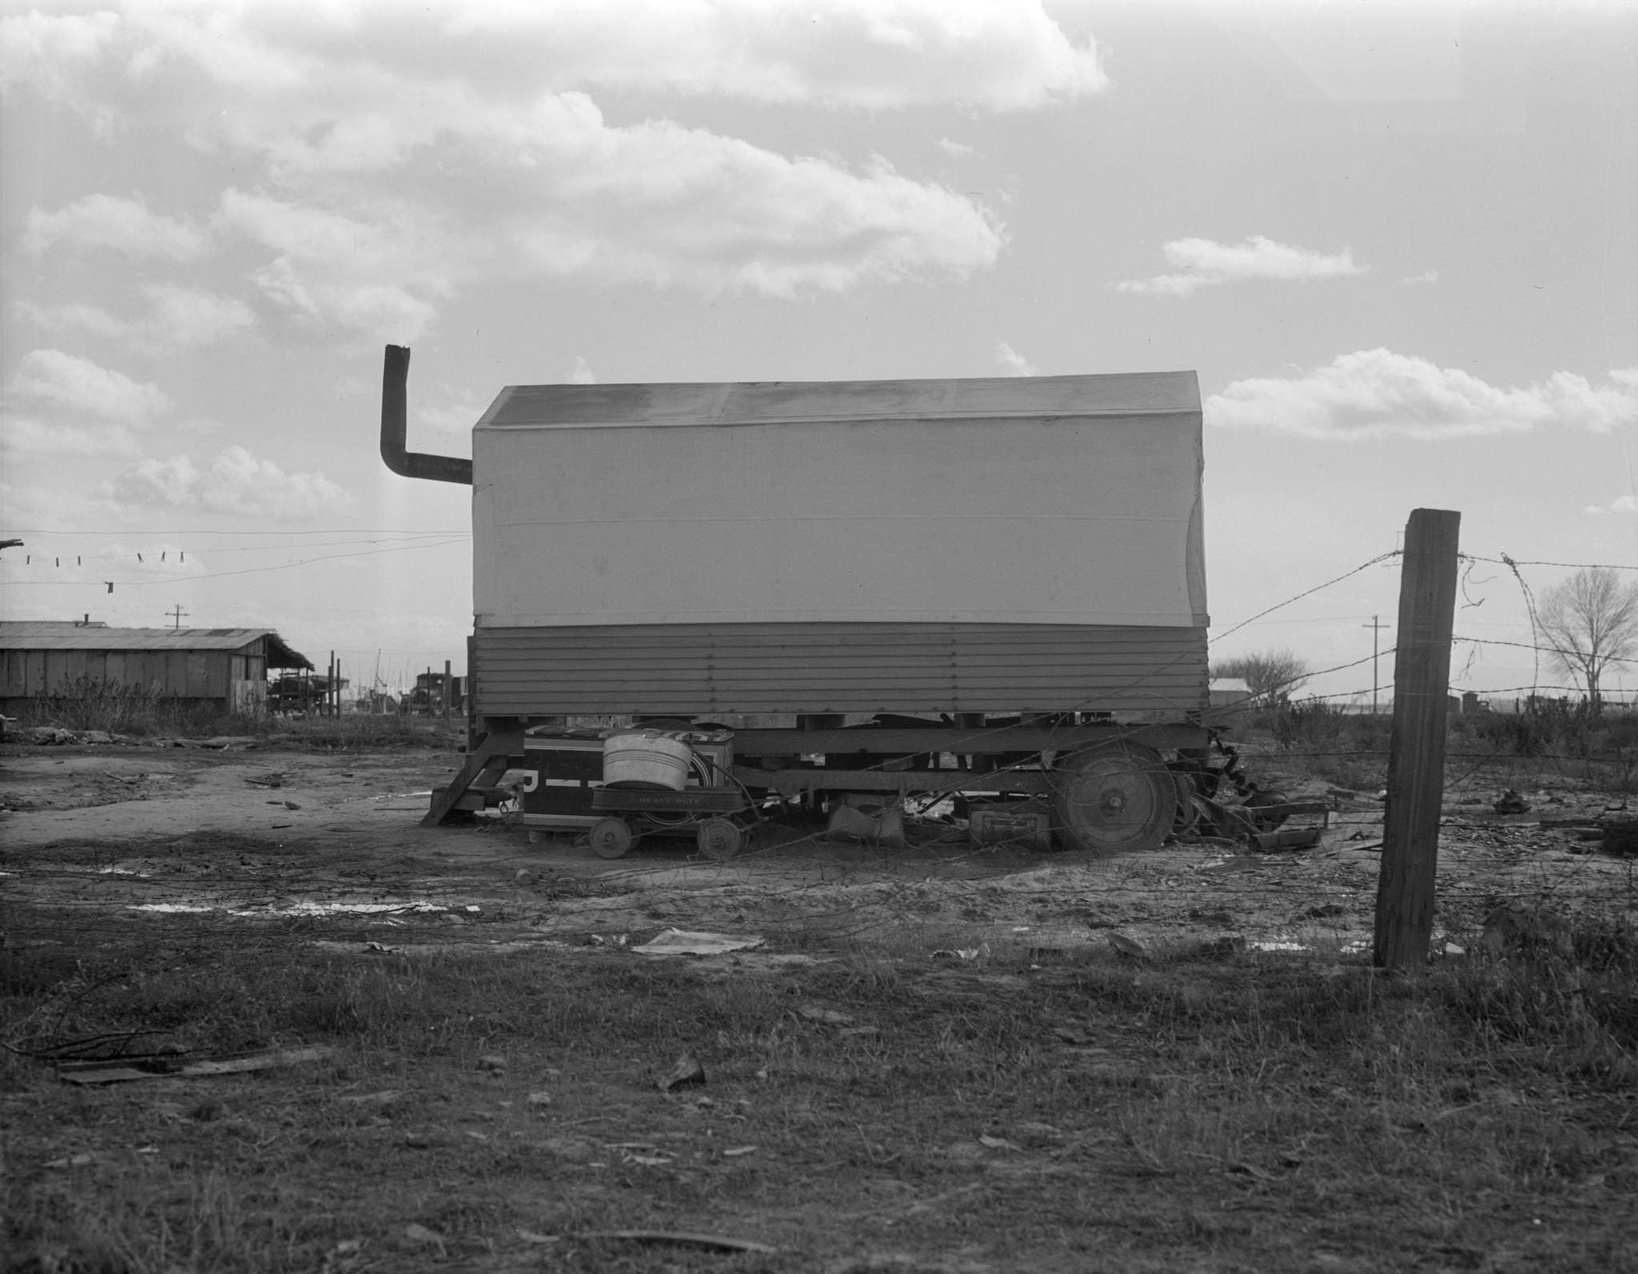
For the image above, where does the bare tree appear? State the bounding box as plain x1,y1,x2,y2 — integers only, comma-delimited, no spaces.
1211,649,1310,703
1538,566,1638,713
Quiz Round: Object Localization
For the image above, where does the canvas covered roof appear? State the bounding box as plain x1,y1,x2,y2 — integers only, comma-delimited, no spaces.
476,370,1201,431
0,622,312,668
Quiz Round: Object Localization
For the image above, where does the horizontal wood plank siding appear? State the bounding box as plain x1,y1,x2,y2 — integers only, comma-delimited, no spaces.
475,623,1206,718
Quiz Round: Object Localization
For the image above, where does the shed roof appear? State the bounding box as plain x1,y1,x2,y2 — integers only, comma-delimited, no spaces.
0,623,312,668
477,370,1201,431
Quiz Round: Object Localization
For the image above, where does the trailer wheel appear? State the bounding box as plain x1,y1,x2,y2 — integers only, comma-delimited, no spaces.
1053,742,1175,854
696,817,744,862
589,817,635,859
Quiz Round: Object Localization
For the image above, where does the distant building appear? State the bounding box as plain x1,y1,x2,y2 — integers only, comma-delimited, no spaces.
1208,676,1254,710
0,621,311,715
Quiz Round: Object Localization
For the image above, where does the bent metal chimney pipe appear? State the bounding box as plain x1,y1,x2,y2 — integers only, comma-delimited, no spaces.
380,344,474,485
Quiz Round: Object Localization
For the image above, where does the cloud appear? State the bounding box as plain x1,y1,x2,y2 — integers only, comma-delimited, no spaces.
24,193,211,260
106,446,352,521
937,137,976,158
0,415,139,457
570,356,598,385
213,97,1005,302
996,341,1037,376
140,284,257,347
23,288,256,351
416,395,487,438
437,0,1108,111
1586,495,1638,517
1117,236,1366,297
11,5,1016,328
9,350,171,425
0,10,121,132
1207,350,1638,440
1399,269,1439,286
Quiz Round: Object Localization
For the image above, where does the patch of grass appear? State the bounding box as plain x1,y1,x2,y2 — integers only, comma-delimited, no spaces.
5,904,1637,1272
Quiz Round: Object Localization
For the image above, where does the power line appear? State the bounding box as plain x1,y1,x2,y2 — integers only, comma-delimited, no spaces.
1210,551,1401,645
0,537,468,587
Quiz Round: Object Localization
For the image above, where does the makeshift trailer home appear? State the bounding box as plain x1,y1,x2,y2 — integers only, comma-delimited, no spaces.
380,345,1250,856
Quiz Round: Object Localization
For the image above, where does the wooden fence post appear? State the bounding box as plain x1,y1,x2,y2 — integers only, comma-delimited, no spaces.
1374,508,1461,969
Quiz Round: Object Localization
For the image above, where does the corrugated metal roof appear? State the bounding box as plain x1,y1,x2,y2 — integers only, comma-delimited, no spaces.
477,371,1201,431
0,623,312,667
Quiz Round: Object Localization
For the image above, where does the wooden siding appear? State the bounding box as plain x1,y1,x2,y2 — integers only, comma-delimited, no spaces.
473,623,1208,718
0,638,266,703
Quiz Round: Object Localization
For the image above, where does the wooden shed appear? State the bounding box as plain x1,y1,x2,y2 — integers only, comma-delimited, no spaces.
0,622,312,715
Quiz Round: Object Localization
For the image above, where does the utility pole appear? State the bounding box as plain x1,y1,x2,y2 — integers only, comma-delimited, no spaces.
167,603,189,631
1374,509,1461,971
1361,614,1389,713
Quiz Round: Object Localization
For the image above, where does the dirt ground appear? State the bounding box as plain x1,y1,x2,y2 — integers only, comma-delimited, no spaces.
1,739,1630,959
4,738,1636,1273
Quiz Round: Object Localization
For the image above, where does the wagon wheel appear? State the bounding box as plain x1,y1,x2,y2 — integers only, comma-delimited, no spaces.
696,817,745,862
1052,742,1176,854
589,817,635,859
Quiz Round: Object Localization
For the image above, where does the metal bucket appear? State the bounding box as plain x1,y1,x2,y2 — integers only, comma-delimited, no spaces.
602,731,692,791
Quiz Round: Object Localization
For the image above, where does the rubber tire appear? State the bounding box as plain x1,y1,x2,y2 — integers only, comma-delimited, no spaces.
1053,742,1175,854
589,817,635,859
696,817,744,862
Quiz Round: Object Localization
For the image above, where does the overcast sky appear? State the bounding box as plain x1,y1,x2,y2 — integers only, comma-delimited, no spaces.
2,0,1634,703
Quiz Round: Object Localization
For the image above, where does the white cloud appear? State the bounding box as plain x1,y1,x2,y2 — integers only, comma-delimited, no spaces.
12,6,1016,328
24,193,211,260
1586,495,1638,517
1207,350,1638,440
1117,236,1366,297
9,350,171,425
107,445,352,521
570,356,598,385
140,284,257,347
937,137,976,159
996,341,1037,376
0,10,121,133
439,0,1107,111
0,415,139,457
18,289,256,352
16,301,128,340
416,395,488,438
1399,269,1439,286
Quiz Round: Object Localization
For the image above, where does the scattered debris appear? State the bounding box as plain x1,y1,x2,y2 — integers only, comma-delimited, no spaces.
657,1052,707,1092
1249,827,1323,852
57,1045,333,1086
632,928,763,957
403,1223,447,1255
580,1230,776,1256
1494,789,1531,815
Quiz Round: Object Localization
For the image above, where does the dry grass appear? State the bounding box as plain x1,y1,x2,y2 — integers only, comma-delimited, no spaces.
5,892,1636,1273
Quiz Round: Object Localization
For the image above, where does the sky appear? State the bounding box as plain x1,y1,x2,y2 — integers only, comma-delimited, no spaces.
1,0,1635,705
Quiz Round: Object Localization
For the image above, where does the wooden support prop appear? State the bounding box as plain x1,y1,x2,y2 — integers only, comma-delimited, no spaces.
422,725,523,826
1374,508,1461,969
